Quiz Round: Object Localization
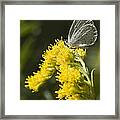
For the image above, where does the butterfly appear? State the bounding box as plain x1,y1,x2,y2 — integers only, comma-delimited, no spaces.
65,20,98,48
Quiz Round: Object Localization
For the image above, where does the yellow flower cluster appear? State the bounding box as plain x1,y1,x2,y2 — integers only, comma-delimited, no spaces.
25,59,56,92
75,48,86,59
57,64,80,83
25,38,87,99
56,82,81,100
25,39,73,92
55,65,82,100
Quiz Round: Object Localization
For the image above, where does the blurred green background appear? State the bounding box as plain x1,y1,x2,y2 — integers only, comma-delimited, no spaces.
20,20,100,100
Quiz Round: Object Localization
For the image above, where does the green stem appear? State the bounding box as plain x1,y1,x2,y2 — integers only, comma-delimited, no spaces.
75,55,95,99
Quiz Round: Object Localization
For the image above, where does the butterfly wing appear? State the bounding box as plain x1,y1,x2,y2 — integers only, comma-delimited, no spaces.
68,20,98,47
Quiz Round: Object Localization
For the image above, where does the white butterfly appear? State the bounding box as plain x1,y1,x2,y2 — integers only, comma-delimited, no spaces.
65,20,98,48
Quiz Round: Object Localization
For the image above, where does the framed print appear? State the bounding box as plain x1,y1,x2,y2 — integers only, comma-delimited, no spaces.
0,0,120,119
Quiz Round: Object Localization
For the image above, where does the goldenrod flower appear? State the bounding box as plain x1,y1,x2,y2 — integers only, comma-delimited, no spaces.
75,48,86,58
55,82,81,100
25,38,95,100
56,63,81,83
26,40,74,90
25,62,55,92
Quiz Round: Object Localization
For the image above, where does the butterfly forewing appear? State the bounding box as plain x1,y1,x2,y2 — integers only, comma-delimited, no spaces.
68,20,87,43
67,20,98,48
